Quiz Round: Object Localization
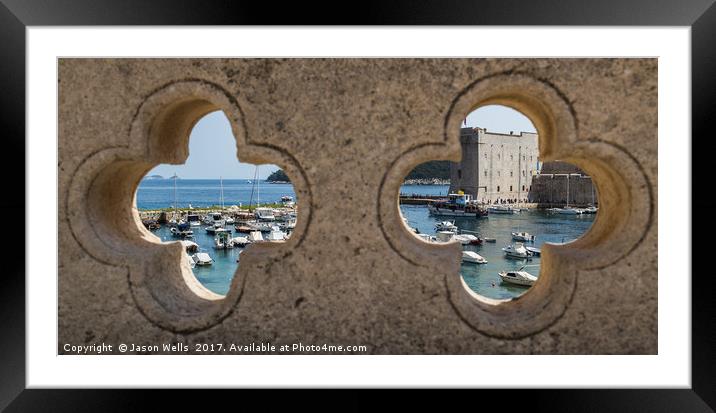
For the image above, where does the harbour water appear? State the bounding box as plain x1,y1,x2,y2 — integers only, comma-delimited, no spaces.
137,180,594,299
136,178,295,210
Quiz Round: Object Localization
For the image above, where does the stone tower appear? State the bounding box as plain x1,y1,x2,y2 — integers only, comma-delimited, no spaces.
449,127,540,203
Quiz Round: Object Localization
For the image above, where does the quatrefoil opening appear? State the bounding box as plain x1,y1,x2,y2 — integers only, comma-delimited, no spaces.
67,80,311,333
379,73,653,339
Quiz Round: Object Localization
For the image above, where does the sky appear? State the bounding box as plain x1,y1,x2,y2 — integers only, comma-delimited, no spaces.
147,105,536,179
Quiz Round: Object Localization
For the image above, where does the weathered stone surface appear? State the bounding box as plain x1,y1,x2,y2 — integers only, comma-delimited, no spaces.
59,58,657,354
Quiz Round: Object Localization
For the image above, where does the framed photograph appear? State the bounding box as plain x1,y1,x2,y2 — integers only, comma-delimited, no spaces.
3,0,711,411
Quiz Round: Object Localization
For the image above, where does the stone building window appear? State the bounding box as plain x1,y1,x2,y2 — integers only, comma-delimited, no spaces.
510,185,513,191
510,171,513,177
458,169,462,179
497,186,500,192
484,170,487,176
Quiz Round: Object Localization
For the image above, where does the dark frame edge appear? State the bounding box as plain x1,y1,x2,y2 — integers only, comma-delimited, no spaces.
0,1,26,412
691,0,716,412
0,0,713,411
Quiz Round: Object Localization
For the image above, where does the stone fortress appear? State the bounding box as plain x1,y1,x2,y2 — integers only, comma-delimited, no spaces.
449,127,597,206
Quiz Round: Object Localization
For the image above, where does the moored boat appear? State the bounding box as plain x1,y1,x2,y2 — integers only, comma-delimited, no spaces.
462,251,487,264
428,192,488,217
511,232,535,242
502,242,531,259
435,221,458,233
487,205,519,214
525,246,541,256
192,252,214,266
498,268,537,286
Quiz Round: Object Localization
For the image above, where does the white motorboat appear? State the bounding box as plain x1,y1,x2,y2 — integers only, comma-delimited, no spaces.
186,253,196,269
483,237,497,243
230,236,249,247
583,206,598,214
266,226,287,242
555,207,583,215
462,251,487,264
453,234,482,245
186,214,202,226
525,246,541,256
435,221,458,233
502,242,531,259
214,231,234,249
170,224,193,238
498,268,538,286
487,205,519,214
255,207,276,221
416,233,436,243
179,240,199,252
192,252,214,266
224,216,235,225
247,231,264,243
512,232,535,242
248,221,274,232
206,226,230,234
435,231,455,243
428,192,488,217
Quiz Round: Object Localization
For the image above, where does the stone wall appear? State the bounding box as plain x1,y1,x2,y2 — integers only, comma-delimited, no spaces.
59,58,657,354
528,162,597,206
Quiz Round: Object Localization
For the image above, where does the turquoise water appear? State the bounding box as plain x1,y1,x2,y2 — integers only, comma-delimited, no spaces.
400,205,595,299
150,224,246,295
138,181,594,299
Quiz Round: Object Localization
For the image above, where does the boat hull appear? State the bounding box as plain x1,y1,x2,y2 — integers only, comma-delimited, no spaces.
499,274,535,286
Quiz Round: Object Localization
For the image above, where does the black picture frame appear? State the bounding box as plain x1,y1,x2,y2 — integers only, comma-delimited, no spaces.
1,1,711,411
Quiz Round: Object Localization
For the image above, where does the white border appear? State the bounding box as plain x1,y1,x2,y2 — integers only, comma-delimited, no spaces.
28,27,689,388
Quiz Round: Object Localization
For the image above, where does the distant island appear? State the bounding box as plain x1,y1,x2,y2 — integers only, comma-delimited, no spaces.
405,160,450,180
143,174,165,180
266,169,290,183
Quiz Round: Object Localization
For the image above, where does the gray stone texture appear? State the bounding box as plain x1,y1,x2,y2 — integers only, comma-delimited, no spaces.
59,58,657,354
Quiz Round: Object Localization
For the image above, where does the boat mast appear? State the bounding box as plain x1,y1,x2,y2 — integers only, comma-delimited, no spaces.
173,172,177,218
566,174,570,208
220,176,224,210
256,166,260,208
248,165,259,212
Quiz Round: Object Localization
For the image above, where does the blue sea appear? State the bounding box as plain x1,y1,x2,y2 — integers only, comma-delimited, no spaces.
136,178,295,210
137,180,594,299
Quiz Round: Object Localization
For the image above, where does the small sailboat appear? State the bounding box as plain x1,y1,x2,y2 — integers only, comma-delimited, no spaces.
461,251,487,264
555,174,583,214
